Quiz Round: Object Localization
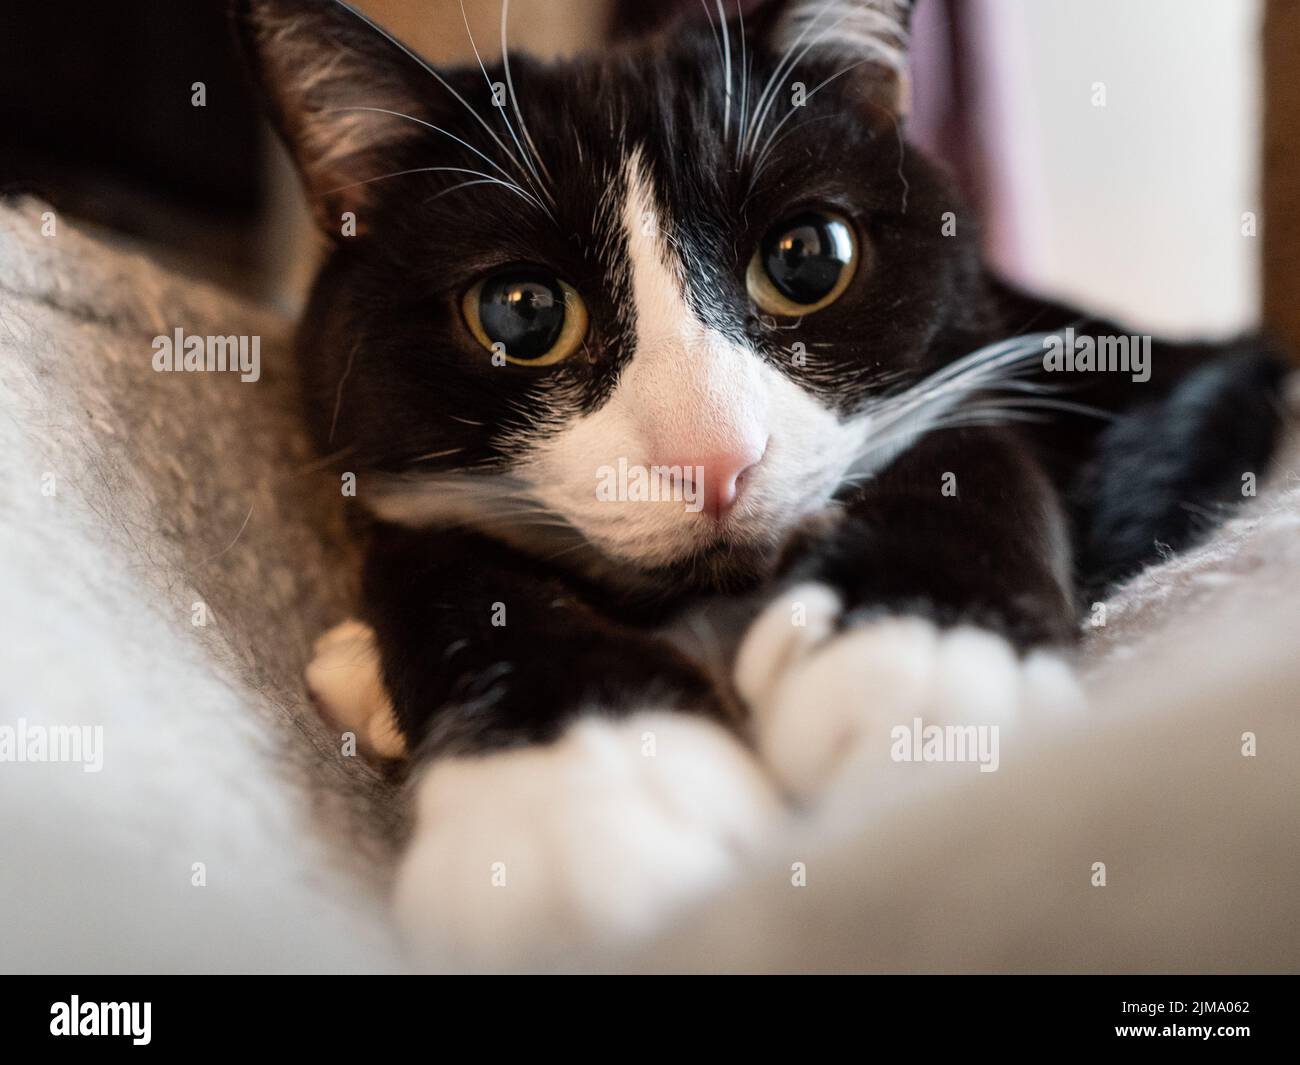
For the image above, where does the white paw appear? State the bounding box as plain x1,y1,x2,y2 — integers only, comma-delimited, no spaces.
393,711,780,969
304,620,406,759
735,583,1085,804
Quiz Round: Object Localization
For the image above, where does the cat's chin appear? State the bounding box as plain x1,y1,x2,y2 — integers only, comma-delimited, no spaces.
594,535,781,600
501,513,777,600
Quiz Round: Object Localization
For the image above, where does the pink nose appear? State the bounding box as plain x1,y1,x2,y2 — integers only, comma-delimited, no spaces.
659,440,767,520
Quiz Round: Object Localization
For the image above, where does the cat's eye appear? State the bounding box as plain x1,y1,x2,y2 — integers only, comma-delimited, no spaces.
462,270,588,366
747,211,859,316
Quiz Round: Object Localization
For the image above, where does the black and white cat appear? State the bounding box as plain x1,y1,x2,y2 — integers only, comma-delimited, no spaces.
237,0,1285,962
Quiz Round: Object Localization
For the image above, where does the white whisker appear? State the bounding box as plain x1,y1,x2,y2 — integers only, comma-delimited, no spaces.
457,0,555,218
890,110,909,212
326,165,547,213
423,175,515,206
405,447,466,464
736,0,752,165
501,0,557,205
365,469,579,535
750,57,872,177
744,0,845,162
844,333,1112,482
850,336,1046,467
698,0,723,58
328,340,360,444
743,116,841,201
324,106,516,185
716,0,733,142
329,0,533,190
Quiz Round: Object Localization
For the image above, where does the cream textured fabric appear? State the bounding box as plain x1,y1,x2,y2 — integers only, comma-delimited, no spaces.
0,200,401,972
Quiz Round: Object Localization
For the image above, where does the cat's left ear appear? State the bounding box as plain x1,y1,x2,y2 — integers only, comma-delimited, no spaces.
751,0,913,119
233,0,441,234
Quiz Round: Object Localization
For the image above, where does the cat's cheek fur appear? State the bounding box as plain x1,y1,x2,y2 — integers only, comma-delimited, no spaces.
734,583,1086,805
393,711,782,969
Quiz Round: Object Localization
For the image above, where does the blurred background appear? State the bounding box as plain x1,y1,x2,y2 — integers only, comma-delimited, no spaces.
2,0,1295,346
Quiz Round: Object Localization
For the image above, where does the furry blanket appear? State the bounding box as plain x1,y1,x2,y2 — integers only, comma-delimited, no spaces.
1,199,1296,973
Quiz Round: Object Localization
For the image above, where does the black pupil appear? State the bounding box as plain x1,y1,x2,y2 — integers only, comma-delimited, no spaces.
762,214,852,305
479,273,565,360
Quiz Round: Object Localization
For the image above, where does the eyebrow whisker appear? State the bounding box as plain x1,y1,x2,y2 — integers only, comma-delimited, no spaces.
328,0,535,190
324,165,548,215
501,0,557,208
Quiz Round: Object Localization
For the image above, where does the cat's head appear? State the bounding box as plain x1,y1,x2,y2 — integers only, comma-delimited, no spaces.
238,0,984,594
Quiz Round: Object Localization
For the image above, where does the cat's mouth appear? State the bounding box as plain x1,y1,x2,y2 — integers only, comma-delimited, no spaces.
663,537,779,593
580,524,783,598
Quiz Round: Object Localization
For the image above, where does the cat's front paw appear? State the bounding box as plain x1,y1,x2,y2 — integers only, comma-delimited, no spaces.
305,620,406,759
735,583,1085,804
393,711,780,969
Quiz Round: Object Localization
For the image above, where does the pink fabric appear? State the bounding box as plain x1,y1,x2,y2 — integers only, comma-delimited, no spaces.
908,0,1039,280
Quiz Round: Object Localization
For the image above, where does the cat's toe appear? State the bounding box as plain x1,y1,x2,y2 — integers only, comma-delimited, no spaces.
1021,648,1088,717
304,619,406,759
733,581,843,708
393,710,780,969
739,597,942,800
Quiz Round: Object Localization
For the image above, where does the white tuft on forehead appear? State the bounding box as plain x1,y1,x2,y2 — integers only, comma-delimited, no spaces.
615,147,770,455
619,149,692,349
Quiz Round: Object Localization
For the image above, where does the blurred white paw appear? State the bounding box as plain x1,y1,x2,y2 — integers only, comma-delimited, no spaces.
735,582,1085,803
305,619,405,759
394,711,780,969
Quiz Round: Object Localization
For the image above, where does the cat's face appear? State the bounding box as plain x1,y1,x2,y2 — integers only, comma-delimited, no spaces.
241,0,983,594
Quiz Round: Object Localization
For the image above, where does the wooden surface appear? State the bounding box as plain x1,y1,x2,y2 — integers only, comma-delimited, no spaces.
1264,0,1300,360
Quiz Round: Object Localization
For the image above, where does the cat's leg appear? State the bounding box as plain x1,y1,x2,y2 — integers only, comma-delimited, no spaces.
361,523,738,755
1063,349,1288,597
314,524,779,965
308,621,778,965
306,615,779,966
735,426,1085,805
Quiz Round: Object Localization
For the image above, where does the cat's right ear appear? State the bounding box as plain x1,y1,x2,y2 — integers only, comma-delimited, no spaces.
233,0,432,235
749,0,914,120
